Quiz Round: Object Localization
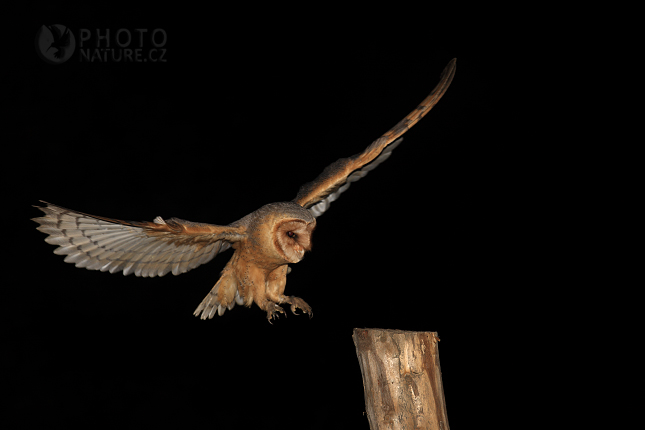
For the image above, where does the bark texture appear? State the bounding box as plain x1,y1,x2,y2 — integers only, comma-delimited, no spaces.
352,329,449,430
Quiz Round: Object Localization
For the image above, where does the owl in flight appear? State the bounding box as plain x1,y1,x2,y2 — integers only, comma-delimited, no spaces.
33,59,456,322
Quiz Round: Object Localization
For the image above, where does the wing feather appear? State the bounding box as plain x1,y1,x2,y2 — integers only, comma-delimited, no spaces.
293,58,456,216
32,201,246,277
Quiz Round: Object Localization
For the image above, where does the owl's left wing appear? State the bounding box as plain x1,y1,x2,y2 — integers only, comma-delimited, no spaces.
293,58,456,217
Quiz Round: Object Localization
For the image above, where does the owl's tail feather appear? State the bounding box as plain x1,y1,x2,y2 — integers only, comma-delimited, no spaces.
193,269,242,319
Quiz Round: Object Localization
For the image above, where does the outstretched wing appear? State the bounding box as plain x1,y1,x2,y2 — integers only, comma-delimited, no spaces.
293,58,456,217
32,201,246,277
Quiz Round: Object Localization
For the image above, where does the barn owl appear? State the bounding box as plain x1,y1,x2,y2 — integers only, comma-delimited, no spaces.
32,58,456,322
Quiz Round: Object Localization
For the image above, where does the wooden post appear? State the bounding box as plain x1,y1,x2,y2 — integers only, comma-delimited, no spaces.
352,329,449,430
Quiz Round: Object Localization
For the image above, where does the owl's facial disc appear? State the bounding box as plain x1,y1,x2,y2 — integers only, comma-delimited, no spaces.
274,219,316,263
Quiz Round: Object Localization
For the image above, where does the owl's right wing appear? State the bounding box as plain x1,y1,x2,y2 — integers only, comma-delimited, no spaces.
293,58,456,217
32,201,246,277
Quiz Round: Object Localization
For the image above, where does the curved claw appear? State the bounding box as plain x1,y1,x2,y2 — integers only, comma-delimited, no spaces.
284,296,312,318
266,303,285,324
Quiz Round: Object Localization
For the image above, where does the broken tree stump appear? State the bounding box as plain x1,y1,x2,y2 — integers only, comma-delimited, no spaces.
352,329,449,430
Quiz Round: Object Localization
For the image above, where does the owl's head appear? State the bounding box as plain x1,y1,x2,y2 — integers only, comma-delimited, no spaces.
273,218,316,263
244,202,317,265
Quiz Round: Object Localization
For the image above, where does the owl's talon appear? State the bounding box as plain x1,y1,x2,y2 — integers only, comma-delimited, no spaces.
284,296,312,318
266,303,285,323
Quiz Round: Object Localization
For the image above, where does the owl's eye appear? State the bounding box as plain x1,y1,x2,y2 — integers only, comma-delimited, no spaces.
287,231,297,239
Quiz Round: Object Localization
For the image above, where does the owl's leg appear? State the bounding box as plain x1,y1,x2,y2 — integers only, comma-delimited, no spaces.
265,265,313,318
260,265,287,323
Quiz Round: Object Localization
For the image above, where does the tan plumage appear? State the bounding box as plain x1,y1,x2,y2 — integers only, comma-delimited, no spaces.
32,58,456,322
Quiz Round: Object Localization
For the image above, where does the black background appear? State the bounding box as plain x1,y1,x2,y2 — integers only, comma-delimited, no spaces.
7,3,513,429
